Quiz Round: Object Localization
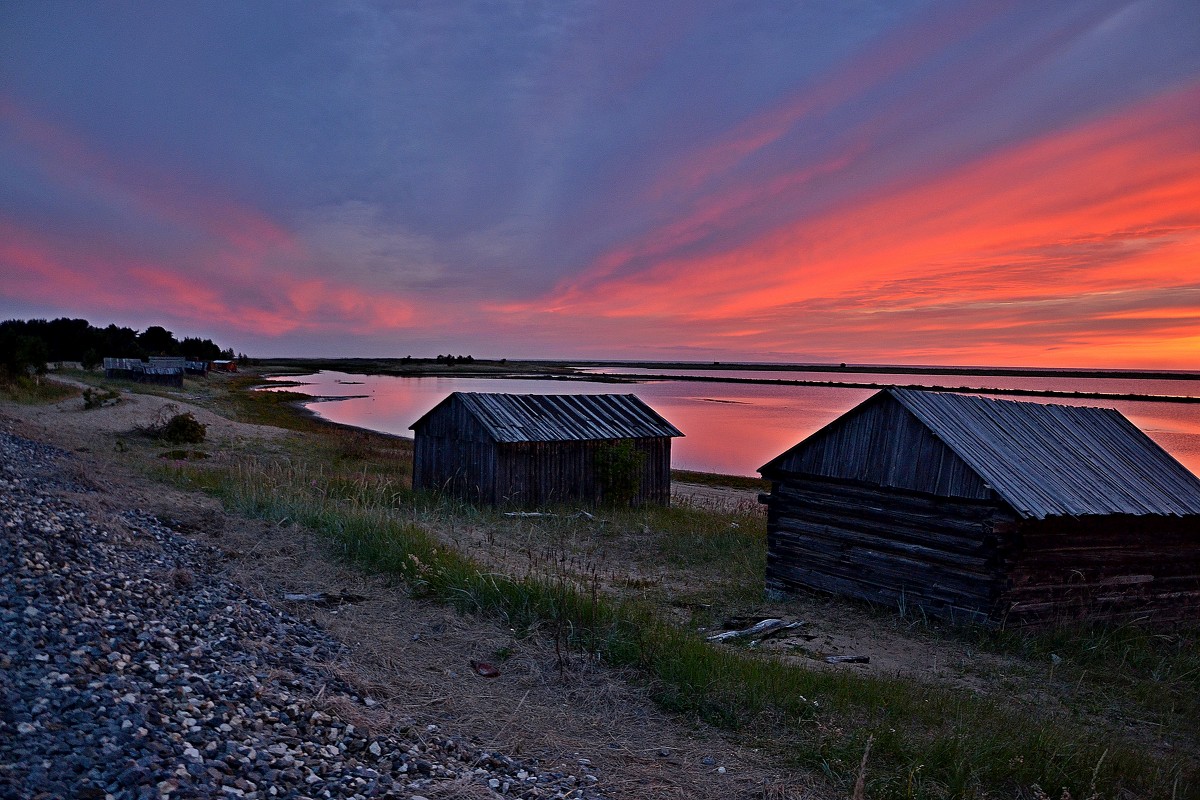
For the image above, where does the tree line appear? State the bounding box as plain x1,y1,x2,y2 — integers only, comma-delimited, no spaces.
1,317,234,378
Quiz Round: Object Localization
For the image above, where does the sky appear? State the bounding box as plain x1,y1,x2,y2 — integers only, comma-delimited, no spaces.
2,1,1198,368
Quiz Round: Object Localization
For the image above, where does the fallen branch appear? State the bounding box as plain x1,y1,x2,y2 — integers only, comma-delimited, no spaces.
823,654,870,665
281,591,369,607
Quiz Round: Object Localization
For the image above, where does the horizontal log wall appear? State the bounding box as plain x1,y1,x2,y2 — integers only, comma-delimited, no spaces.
1002,515,1200,625
765,476,1017,623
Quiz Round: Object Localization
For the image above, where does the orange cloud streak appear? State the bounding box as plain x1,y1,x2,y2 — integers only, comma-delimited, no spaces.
506,83,1200,367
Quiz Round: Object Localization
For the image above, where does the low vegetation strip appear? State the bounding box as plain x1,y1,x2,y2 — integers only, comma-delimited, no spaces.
159,455,1195,799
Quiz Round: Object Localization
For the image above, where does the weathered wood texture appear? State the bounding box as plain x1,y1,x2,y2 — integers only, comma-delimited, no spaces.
1002,516,1200,624
762,389,1200,625
764,475,1200,625
765,476,1018,624
411,393,677,507
496,438,671,506
766,396,993,500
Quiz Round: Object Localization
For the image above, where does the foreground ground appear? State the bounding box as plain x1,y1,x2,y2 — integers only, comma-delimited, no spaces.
1,379,815,799
2,371,1197,799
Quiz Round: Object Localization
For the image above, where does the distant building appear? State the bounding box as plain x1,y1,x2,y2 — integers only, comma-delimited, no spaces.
410,392,683,507
210,360,238,373
759,388,1200,625
102,357,184,387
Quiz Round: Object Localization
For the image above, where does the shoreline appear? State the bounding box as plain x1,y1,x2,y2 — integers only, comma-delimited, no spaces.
259,356,1200,382
256,362,1200,405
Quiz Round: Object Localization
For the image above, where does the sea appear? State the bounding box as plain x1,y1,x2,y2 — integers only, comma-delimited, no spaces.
259,365,1200,478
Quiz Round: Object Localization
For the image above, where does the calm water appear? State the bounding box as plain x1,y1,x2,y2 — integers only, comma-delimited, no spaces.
261,370,1200,478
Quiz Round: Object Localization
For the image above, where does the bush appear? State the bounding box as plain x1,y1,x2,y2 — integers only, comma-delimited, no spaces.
161,412,207,444
82,387,120,409
594,440,644,506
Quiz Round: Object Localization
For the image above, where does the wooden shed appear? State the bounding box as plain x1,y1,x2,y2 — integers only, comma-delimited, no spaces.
759,388,1200,625
410,392,683,507
102,356,184,387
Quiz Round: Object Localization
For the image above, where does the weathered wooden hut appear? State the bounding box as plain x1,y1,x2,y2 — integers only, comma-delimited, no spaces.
410,392,683,507
103,357,143,381
759,388,1200,625
102,356,184,387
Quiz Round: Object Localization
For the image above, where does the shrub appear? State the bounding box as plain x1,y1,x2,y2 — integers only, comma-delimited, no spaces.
82,387,120,409
161,412,207,444
594,440,644,506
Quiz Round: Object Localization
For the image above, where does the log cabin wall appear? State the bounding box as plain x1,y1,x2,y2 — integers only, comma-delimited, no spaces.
764,474,1019,623
1001,515,1200,625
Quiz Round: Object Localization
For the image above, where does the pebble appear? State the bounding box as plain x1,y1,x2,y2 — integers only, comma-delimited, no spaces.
0,430,607,799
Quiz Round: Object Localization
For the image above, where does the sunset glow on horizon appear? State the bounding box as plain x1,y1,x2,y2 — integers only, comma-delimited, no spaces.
3,2,1198,368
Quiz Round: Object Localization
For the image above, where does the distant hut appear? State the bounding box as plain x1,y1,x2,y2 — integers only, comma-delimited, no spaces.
759,388,1200,625
210,360,238,373
144,356,185,387
410,392,683,507
102,356,184,387
103,357,143,381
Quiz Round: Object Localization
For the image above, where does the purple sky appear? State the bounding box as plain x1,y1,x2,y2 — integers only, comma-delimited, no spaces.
3,1,1198,366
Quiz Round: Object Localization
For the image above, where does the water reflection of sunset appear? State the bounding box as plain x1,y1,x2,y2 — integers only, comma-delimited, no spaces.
264,372,1200,478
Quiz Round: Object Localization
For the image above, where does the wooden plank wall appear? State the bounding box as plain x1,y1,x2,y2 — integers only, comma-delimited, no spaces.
765,476,1017,623
496,437,671,507
412,435,498,501
1002,516,1200,624
413,395,673,506
773,398,994,500
765,474,1200,625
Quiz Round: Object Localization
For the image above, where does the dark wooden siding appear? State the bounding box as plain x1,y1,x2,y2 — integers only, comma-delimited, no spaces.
1001,516,1200,624
764,475,1018,623
769,396,993,500
413,435,498,501
411,400,499,500
412,395,673,507
763,475,1200,624
494,437,670,506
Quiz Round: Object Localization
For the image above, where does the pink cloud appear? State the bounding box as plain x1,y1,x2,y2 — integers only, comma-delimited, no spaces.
499,82,1200,368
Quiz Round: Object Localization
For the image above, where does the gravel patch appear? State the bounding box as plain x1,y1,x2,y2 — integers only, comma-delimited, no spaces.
0,431,606,799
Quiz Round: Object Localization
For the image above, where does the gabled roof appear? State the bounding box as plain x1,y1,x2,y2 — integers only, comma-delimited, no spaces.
765,388,1200,519
410,392,683,443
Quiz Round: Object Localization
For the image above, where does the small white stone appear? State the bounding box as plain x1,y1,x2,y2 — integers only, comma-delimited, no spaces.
368,742,382,756
183,747,202,762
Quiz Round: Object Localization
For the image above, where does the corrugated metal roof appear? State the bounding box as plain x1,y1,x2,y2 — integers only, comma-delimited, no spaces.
889,388,1200,519
412,392,683,443
103,358,143,370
